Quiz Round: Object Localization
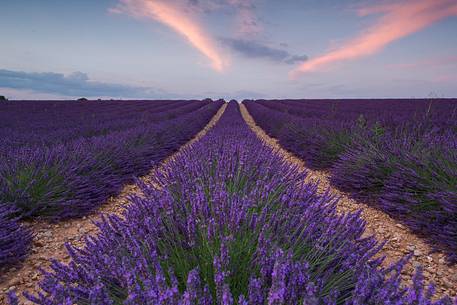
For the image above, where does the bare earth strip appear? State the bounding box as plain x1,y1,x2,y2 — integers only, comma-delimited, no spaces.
0,103,227,305
240,103,457,300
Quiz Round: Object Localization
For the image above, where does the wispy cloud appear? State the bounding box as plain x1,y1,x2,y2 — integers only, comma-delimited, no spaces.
197,0,262,37
111,0,227,71
221,38,308,64
226,0,262,37
291,0,457,78
0,69,167,98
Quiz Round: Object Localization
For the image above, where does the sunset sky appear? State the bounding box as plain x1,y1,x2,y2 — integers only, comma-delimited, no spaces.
1,0,457,100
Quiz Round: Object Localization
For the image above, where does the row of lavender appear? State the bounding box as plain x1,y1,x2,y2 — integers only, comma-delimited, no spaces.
0,100,223,269
244,99,457,263
253,99,455,128
11,101,454,304
0,100,209,153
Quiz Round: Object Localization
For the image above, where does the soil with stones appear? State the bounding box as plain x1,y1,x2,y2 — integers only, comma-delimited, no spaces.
0,104,227,305
240,103,457,300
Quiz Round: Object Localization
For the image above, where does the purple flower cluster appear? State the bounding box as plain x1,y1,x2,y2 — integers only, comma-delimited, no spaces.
20,102,454,304
0,204,32,268
243,99,457,262
0,100,223,220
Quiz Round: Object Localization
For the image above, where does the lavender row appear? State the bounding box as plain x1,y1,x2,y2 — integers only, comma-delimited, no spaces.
0,100,212,154
0,100,223,220
244,100,457,263
252,99,456,129
15,101,454,304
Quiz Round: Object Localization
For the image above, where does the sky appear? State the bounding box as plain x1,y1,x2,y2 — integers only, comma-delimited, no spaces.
1,0,457,100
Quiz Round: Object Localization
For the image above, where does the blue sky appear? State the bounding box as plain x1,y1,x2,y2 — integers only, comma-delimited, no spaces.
1,0,456,100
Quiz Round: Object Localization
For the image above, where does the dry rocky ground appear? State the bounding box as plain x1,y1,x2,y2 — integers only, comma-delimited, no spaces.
240,103,457,300
0,104,227,305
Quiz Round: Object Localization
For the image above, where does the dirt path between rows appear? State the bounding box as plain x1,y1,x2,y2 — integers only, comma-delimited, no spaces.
240,103,457,300
0,103,227,305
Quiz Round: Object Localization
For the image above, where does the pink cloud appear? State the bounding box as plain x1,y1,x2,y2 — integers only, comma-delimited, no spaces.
112,0,227,71
290,0,457,78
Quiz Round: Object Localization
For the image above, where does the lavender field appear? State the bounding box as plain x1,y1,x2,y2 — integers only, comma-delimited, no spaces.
2,100,457,304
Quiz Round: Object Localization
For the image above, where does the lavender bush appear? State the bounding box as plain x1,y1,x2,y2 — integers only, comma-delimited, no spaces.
0,204,32,268
20,102,454,304
380,136,457,262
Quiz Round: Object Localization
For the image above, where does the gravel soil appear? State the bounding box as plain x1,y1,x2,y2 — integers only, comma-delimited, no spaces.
0,103,227,305
240,103,457,300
